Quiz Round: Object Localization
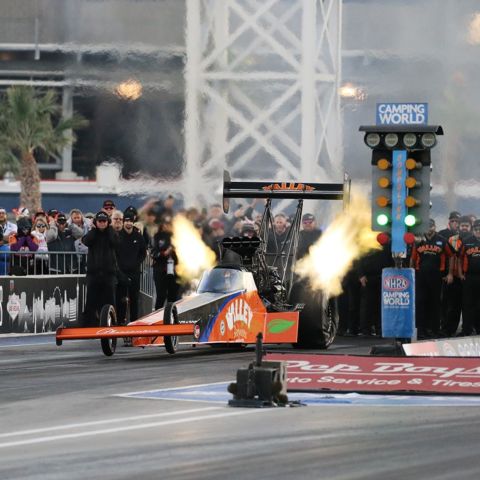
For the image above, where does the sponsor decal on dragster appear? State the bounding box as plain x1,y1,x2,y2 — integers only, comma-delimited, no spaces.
204,293,298,343
266,353,480,394
198,292,241,342
266,318,296,334
262,182,315,192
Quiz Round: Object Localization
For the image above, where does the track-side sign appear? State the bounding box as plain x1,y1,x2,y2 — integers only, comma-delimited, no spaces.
376,103,428,125
381,268,415,338
265,353,480,394
403,336,480,357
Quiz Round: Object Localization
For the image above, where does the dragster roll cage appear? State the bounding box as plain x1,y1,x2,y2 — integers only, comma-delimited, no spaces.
222,170,351,213
221,170,351,304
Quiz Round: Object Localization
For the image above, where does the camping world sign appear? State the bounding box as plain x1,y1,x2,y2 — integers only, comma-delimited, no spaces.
376,103,428,125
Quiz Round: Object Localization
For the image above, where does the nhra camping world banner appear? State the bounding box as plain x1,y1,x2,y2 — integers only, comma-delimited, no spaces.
381,268,415,338
0,276,86,334
265,353,480,395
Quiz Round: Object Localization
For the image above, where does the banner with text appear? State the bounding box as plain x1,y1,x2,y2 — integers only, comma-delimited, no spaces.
382,268,415,338
266,353,480,394
376,103,428,125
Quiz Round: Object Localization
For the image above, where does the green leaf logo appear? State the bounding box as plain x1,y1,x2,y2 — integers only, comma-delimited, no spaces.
267,319,295,334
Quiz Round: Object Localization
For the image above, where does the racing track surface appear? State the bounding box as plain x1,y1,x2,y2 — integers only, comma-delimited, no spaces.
1,335,480,480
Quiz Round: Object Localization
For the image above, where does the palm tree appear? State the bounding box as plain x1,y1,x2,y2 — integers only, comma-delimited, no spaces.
0,86,87,212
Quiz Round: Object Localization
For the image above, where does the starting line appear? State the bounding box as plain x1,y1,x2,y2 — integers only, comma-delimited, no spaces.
118,381,480,407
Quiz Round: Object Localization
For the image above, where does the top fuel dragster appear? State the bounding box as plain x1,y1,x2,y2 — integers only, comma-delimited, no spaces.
56,171,350,356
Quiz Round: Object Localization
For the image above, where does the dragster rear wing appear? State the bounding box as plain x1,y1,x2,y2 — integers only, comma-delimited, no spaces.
223,170,351,213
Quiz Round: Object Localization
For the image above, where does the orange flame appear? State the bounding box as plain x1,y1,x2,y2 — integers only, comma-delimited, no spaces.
172,215,216,281
295,191,380,298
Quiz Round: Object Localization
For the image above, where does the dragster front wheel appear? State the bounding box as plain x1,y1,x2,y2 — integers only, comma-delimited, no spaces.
163,302,179,355
100,304,117,357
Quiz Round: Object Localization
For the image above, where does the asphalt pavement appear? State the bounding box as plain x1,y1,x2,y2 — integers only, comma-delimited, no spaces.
1,334,480,480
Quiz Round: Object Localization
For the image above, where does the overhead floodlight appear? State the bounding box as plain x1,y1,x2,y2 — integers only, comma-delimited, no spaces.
365,133,381,148
402,133,417,148
420,133,436,148
384,133,399,148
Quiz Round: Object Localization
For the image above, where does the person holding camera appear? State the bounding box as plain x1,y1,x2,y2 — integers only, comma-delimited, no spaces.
81,211,120,327
47,212,82,274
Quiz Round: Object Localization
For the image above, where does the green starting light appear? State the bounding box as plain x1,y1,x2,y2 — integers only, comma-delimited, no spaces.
376,213,389,227
404,214,417,227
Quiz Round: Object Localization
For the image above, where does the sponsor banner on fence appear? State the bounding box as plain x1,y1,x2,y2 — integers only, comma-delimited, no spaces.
0,276,86,334
403,336,480,357
265,353,480,395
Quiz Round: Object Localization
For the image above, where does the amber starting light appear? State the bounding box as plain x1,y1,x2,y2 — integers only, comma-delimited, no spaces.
405,196,419,208
376,196,390,208
405,177,420,189
378,176,391,188
377,158,391,170
406,158,422,170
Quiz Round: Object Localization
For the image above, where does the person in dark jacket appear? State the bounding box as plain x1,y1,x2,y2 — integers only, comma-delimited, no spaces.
116,212,147,323
358,241,394,336
297,213,322,259
410,219,454,339
81,211,119,326
47,212,80,274
151,217,179,309
458,219,480,335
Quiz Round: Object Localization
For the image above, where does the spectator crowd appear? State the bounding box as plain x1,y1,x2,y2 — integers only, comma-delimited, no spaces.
0,198,479,339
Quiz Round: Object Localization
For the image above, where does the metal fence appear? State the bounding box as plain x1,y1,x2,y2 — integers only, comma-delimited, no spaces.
0,250,87,276
0,250,155,298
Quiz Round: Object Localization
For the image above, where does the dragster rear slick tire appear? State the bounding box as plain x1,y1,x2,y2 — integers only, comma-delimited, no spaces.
100,304,117,357
289,280,339,349
163,302,179,354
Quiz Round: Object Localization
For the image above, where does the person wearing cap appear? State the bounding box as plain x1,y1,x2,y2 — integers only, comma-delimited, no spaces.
240,222,256,239
441,215,474,336
115,211,147,323
457,219,480,336
410,219,455,339
102,200,116,217
0,207,17,240
297,213,322,259
438,211,461,240
81,211,120,326
47,212,81,274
